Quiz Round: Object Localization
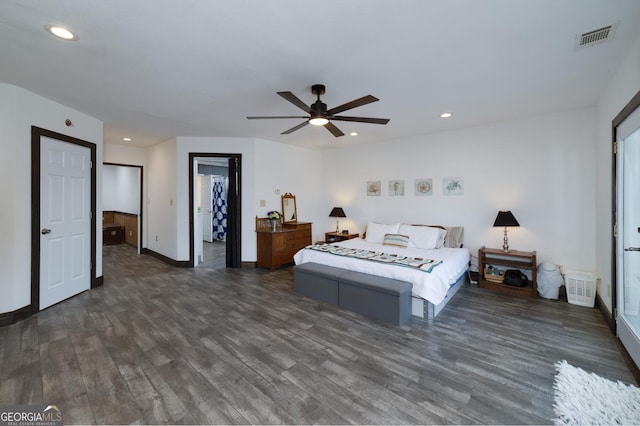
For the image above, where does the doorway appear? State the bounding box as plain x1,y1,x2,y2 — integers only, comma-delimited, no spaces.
189,153,241,268
103,163,143,254
196,160,229,268
613,88,640,368
31,126,97,312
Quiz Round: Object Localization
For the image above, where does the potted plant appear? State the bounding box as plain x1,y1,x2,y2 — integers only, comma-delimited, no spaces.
267,211,281,231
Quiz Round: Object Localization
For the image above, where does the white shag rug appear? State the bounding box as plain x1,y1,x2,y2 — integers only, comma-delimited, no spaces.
553,360,640,425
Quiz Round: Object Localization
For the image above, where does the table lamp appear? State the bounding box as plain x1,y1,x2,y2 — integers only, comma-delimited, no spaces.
329,207,346,234
493,210,519,252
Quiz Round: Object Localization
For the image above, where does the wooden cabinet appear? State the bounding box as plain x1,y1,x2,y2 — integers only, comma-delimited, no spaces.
256,222,312,270
325,232,359,243
103,224,125,245
478,246,538,297
103,210,139,246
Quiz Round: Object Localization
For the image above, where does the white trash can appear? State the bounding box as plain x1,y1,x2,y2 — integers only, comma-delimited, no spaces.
537,263,564,299
565,270,597,307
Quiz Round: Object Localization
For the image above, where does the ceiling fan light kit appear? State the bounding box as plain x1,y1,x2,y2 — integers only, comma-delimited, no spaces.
309,117,329,126
247,84,390,137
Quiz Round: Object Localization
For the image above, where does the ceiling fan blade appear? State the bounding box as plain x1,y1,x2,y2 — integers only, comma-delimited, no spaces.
331,116,390,125
324,121,345,137
281,121,309,135
247,116,308,119
326,95,379,115
277,91,312,113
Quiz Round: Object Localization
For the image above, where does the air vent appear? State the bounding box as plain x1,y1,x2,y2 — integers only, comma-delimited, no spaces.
575,23,618,50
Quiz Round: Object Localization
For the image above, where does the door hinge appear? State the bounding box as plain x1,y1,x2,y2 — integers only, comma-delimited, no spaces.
614,307,618,319
614,223,617,237
613,141,618,154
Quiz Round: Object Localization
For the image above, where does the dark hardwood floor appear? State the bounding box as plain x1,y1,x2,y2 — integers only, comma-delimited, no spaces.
0,243,635,424
198,241,227,270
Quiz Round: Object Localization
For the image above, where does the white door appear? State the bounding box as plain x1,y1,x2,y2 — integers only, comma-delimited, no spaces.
40,137,91,309
201,176,213,242
616,110,640,367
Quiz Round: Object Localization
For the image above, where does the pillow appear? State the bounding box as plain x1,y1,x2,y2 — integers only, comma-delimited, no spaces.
444,226,464,248
365,222,401,243
398,224,441,250
434,228,447,249
382,233,409,248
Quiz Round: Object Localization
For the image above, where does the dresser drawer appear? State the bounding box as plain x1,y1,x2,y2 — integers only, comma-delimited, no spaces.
273,251,294,266
256,222,313,271
286,230,310,243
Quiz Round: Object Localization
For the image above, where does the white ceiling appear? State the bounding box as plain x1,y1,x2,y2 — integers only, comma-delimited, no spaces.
1,0,639,150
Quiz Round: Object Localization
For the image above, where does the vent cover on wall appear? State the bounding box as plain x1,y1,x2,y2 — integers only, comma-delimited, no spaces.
575,22,618,50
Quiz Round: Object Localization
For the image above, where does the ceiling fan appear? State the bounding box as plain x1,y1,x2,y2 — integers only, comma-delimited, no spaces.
247,84,390,137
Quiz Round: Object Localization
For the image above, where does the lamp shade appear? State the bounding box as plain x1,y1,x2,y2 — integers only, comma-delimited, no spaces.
493,210,519,227
329,207,346,218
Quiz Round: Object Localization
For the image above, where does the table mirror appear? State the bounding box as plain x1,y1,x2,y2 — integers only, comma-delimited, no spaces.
281,193,297,223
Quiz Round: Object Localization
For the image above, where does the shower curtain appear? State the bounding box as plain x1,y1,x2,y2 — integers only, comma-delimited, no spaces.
212,176,228,241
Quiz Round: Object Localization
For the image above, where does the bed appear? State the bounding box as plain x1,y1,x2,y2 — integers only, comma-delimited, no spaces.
293,222,470,319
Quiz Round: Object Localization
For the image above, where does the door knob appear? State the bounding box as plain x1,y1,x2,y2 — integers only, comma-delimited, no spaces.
624,247,640,251
41,228,51,235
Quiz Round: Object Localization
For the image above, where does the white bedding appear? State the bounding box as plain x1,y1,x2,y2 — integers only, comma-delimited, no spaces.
293,238,470,305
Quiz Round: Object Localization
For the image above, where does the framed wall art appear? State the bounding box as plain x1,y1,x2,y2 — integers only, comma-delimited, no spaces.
366,180,381,196
389,179,405,196
414,178,433,196
443,177,464,196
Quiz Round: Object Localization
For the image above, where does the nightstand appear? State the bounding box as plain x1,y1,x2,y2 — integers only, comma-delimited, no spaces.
325,232,359,243
478,246,537,297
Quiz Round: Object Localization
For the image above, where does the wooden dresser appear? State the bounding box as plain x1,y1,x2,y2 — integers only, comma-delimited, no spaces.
256,222,312,270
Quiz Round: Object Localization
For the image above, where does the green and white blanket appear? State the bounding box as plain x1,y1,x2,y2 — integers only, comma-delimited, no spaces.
306,244,442,273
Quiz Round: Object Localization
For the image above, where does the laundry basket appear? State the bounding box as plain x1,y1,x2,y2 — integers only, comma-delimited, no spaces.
564,270,598,307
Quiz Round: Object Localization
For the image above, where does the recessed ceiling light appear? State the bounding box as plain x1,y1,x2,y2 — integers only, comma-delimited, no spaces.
45,25,78,41
122,137,132,142
440,112,453,118
350,132,358,136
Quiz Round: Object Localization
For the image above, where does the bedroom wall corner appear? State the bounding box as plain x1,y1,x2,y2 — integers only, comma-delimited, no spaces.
0,83,103,314
320,108,597,274
595,31,640,312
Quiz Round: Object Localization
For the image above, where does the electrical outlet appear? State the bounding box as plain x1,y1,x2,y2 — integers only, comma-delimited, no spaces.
170,199,173,206
260,199,266,207
155,235,158,242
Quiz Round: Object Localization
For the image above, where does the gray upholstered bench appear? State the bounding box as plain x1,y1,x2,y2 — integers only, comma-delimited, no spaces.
294,263,413,326
338,271,413,326
293,263,347,305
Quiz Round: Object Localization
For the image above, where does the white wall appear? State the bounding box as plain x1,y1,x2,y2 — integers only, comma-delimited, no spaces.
0,83,103,314
147,138,178,259
321,108,597,272
173,137,323,262
104,143,147,166
595,33,640,313
103,165,140,214
253,138,324,239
